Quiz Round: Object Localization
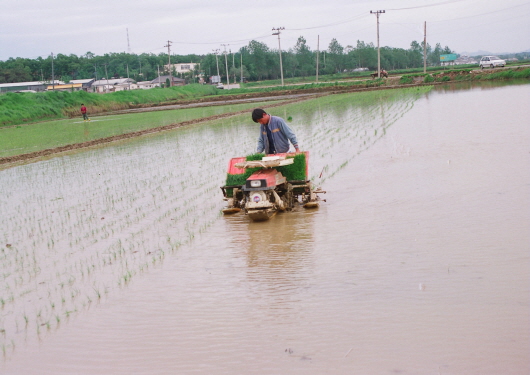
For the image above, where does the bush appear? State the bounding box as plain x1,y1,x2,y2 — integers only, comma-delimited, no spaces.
399,75,414,84
424,74,434,83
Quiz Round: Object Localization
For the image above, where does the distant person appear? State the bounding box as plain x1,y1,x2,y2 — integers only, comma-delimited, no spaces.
251,108,299,154
80,104,90,121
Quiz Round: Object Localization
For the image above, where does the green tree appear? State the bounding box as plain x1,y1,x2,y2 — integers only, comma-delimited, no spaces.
294,36,313,77
327,38,344,73
408,41,424,68
246,40,270,80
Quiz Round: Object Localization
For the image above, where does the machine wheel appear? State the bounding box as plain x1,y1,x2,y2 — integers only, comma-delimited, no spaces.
283,183,294,211
490,64,494,68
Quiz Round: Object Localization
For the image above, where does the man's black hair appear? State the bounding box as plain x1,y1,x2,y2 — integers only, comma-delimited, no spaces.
251,108,267,123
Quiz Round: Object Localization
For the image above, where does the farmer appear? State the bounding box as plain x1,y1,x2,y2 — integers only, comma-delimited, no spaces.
252,108,300,154
80,104,90,121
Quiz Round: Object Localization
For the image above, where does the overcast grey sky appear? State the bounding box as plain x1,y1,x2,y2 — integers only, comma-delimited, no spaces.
1,0,529,61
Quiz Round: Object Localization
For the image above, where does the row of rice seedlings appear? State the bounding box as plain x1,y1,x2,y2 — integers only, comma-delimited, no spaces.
1,126,231,353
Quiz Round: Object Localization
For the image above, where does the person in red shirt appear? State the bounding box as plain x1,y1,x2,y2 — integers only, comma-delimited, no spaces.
80,104,90,121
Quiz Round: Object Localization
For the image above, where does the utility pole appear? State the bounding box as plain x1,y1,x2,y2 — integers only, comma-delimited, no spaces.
127,28,131,53
370,10,385,78
103,63,109,93
240,53,243,83
212,49,220,79
272,27,285,86
316,35,320,83
423,21,427,73
51,52,55,90
231,49,235,83
165,40,173,87
221,44,230,87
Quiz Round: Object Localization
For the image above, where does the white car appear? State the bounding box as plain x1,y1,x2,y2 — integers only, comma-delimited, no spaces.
479,56,506,69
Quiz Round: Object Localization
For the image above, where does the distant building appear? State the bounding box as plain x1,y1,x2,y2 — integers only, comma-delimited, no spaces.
454,55,478,65
209,75,221,84
91,78,136,93
151,75,186,87
164,63,200,74
0,80,63,93
47,83,84,92
69,79,95,92
137,81,156,90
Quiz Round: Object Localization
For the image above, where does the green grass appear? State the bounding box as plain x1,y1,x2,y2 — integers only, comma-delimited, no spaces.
0,84,219,127
475,68,530,80
0,100,284,158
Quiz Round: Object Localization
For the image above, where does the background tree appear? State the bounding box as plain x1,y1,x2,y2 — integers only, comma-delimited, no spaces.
408,41,424,68
0,37,459,84
327,38,345,73
246,40,270,80
294,36,313,77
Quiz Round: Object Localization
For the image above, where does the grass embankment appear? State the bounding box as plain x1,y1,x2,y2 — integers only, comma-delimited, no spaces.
1,79,386,128
398,67,530,84
0,100,288,160
0,84,219,127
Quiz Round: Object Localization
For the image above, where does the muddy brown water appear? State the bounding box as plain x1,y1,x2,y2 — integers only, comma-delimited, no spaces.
1,81,529,374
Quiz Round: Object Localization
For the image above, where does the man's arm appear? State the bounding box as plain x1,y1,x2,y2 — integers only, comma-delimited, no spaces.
277,118,300,152
257,128,265,153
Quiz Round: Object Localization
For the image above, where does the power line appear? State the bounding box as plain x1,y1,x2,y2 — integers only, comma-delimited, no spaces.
387,0,468,11
287,13,367,31
429,2,530,22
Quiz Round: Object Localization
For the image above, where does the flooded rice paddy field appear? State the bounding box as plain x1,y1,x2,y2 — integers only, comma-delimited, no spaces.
1,81,529,374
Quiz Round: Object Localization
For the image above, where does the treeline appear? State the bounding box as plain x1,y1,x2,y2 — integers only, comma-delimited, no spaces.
1,37,458,84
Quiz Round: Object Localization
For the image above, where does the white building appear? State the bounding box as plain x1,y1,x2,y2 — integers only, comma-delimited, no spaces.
136,81,156,90
91,78,136,93
151,75,186,87
164,63,200,74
